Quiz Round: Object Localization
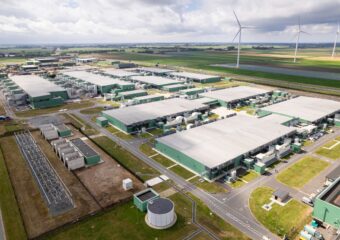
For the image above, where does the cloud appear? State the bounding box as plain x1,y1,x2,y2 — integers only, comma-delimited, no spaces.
0,0,339,44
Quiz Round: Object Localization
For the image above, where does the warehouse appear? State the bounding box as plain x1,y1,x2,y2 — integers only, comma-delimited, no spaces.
117,89,148,99
130,76,182,89
132,94,164,104
70,138,100,165
260,96,340,124
136,67,176,76
201,86,272,108
102,98,209,133
63,71,135,94
179,87,205,96
155,114,296,180
313,177,340,229
162,84,193,92
167,71,221,83
101,69,140,79
8,75,68,109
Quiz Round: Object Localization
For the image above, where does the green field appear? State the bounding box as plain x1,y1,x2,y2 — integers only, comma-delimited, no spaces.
170,165,195,180
189,177,228,193
0,147,27,240
229,171,259,188
79,107,104,115
92,136,159,181
276,156,329,188
43,193,197,240
152,154,175,168
249,187,311,238
315,139,340,160
104,49,340,90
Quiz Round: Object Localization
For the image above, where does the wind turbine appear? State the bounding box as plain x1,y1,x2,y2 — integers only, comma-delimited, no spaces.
332,22,339,57
293,17,309,63
232,11,251,68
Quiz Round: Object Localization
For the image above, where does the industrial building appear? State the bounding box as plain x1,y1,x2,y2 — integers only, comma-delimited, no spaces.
167,71,221,83
313,177,340,229
135,67,176,76
162,84,193,92
130,76,183,89
101,69,140,79
133,188,159,212
102,98,209,133
201,86,272,108
3,75,68,109
96,116,108,127
260,96,340,124
132,94,164,104
62,71,135,94
155,114,296,180
70,138,100,165
117,89,148,99
179,87,205,96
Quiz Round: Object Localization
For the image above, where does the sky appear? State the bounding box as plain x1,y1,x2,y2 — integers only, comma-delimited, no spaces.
1,0,340,44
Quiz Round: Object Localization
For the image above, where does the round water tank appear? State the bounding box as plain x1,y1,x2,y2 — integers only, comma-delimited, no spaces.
146,198,176,229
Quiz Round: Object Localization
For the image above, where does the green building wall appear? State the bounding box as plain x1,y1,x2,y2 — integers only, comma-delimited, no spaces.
85,155,100,165
313,179,340,229
155,141,206,176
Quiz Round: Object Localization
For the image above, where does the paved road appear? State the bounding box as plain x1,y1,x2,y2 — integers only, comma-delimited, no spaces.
74,110,279,240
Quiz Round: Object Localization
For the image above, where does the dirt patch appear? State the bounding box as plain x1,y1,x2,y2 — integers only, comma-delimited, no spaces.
74,137,145,208
0,134,100,239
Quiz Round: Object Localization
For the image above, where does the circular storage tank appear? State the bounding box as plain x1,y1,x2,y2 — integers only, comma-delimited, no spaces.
146,198,177,229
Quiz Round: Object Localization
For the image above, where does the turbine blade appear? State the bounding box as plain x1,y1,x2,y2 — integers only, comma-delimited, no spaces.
338,21,339,33
232,29,241,42
298,16,301,31
301,30,310,35
233,10,241,27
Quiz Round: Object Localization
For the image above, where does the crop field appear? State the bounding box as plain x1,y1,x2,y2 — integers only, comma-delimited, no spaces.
96,47,340,91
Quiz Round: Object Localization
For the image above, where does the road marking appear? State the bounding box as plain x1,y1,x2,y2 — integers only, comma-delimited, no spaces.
167,163,178,169
322,140,340,150
149,153,159,158
186,175,198,182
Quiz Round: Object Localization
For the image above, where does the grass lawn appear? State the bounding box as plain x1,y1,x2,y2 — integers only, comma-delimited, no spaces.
105,124,134,140
152,154,175,168
63,113,98,136
276,156,329,188
147,128,164,136
192,194,250,240
92,136,159,181
189,177,228,193
315,140,340,160
139,142,156,156
15,101,94,117
170,165,195,180
0,146,27,240
249,187,311,238
79,107,104,115
0,121,26,135
43,193,198,240
152,180,172,193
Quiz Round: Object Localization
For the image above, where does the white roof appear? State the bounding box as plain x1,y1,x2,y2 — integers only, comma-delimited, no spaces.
102,69,141,78
157,115,296,169
261,96,340,123
168,71,219,80
138,67,176,74
131,76,183,86
9,75,65,97
260,114,293,125
103,98,208,126
201,86,272,103
63,71,132,86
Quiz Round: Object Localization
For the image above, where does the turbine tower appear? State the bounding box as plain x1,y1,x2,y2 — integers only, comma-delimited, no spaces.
332,22,339,57
232,11,251,68
293,17,308,63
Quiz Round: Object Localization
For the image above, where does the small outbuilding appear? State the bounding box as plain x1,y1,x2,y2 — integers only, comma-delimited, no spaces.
96,116,109,127
133,188,159,212
273,189,290,203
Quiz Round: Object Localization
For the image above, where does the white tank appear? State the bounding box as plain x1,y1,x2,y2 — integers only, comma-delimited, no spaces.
146,198,176,229
175,116,183,122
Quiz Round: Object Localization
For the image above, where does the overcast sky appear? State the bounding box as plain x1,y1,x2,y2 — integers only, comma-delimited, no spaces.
1,0,340,44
